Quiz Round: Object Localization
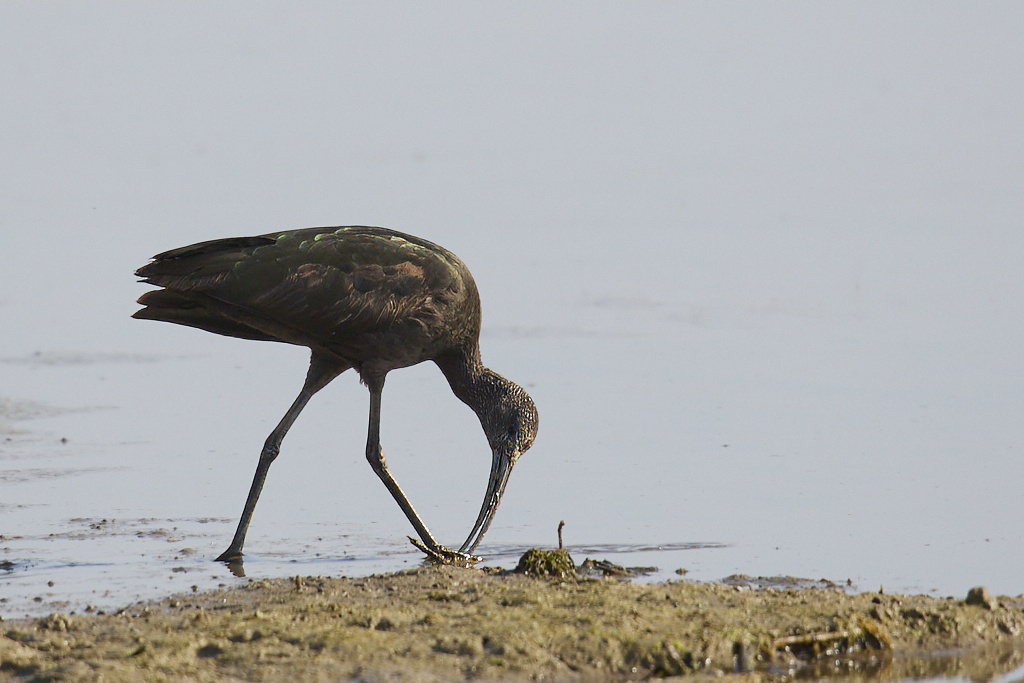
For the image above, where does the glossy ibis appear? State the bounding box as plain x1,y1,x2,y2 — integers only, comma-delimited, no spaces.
134,226,538,566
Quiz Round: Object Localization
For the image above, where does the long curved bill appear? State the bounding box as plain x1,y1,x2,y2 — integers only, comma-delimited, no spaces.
458,448,517,554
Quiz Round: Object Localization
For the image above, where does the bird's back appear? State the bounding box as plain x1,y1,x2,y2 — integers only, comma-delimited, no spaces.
135,227,481,368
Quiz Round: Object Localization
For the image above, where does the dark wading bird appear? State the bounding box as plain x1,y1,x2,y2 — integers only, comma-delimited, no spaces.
134,226,538,566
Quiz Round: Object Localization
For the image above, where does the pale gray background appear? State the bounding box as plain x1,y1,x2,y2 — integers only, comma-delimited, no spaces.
2,2,1022,616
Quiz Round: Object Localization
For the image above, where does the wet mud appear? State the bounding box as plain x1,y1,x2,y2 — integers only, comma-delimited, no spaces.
2,555,1022,682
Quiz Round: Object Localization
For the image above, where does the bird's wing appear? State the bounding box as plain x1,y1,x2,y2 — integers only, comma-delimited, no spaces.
136,227,467,345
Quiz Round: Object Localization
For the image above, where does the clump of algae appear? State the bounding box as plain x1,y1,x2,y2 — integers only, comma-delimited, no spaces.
514,547,576,578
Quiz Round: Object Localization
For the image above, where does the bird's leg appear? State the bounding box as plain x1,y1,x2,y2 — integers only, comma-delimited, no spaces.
216,355,345,563
363,380,480,567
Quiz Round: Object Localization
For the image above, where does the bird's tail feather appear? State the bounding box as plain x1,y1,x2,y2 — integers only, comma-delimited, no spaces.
133,289,275,342
135,235,276,283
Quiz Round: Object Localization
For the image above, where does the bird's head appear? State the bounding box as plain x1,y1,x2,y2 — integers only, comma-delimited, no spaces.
482,382,538,457
459,378,538,554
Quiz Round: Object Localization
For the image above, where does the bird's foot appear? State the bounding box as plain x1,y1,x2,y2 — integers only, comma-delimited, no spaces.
215,547,243,563
215,548,246,576
408,537,481,567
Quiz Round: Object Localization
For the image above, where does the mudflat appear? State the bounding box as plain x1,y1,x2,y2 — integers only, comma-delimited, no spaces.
2,555,1023,682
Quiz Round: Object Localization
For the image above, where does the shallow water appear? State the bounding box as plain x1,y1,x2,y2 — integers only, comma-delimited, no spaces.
2,2,1023,643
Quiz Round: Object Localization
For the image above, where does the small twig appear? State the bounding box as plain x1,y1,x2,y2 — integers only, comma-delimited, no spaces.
557,520,565,550
773,630,858,649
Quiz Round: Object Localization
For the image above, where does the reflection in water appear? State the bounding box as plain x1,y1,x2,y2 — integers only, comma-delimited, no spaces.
223,559,245,578
781,646,1024,683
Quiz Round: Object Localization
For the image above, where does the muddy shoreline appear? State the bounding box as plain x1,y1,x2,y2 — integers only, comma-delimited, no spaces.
2,554,1023,682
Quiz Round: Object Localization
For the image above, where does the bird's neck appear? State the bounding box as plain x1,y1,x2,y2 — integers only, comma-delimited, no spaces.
434,350,509,418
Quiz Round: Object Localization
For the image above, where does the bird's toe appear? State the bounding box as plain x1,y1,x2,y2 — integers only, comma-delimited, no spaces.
408,537,481,567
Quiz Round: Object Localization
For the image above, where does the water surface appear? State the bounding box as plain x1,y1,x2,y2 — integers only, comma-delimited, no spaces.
2,2,1023,630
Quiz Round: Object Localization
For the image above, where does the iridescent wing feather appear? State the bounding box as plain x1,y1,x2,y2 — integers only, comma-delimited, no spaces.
134,227,469,352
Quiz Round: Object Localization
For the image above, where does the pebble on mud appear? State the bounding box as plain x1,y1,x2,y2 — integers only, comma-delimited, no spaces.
965,586,996,610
